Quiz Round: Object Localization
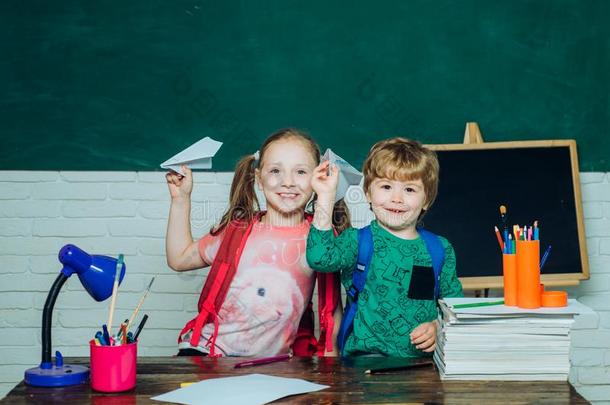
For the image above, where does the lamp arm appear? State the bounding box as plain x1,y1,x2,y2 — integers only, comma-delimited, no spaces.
41,273,69,366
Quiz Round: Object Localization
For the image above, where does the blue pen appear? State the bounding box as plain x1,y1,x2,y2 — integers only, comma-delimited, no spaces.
95,331,107,346
540,245,552,269
102,324,111,346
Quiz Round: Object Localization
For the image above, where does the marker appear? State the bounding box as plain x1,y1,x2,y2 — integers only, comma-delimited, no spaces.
102,324,111,346
540,245,552,270
180,382,196,388
133,314,149,341
494,226,504,252
452,300,505,309
95,331,106,346
533,220,539,240
234,353,291,368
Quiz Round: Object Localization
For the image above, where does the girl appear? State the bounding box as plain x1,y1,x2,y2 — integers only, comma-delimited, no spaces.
165,128,347,357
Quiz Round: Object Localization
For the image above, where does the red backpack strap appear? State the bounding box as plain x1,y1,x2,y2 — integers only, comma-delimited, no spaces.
301,213,342,356
291,302,317,356
316,271,341,355
290,213,317,356
317,223,341,355
180,215,258,356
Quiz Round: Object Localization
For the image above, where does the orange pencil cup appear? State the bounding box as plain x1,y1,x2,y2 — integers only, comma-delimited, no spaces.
502,254,517,306
516,239,541,309
90,342,137,392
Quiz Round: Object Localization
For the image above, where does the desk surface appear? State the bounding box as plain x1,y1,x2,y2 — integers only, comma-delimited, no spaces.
2,356,588,404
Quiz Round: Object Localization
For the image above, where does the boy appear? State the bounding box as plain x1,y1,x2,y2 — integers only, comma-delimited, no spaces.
307,137,463,357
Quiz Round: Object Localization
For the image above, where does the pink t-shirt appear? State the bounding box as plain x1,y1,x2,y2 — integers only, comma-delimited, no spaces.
178,219,315,356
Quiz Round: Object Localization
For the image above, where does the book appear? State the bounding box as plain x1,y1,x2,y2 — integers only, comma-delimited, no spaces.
433,298,589,381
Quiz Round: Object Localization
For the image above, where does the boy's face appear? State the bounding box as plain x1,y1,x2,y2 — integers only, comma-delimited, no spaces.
366,177,428,239
255,139,316,219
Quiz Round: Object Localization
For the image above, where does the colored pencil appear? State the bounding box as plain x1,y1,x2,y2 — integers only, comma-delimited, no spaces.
494,226,504,252
452,300,505,309
234,354,291,368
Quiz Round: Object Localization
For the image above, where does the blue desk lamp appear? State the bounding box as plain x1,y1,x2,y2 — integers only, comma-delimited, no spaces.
24,244,125,387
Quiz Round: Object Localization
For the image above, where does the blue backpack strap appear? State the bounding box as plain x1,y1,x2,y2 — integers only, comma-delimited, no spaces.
417,228,446,299
337,226,373,355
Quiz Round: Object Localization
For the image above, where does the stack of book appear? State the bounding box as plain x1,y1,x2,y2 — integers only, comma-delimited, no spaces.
434,298,587,381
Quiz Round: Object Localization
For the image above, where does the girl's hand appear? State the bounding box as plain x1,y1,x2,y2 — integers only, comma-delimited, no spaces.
165,165,193,200
409,320,437,353
311,161,339,202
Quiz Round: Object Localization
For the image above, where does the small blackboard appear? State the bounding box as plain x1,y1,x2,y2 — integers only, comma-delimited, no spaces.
423,140,589,289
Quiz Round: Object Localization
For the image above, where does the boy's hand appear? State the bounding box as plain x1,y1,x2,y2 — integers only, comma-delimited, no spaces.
166,165,193,200
311,161,339,203
410,320,437,353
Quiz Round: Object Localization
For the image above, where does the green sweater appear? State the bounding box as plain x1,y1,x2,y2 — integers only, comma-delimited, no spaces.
307,220,463,357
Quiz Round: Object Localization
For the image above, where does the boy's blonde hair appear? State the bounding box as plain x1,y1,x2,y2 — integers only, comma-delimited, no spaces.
362,137,440,210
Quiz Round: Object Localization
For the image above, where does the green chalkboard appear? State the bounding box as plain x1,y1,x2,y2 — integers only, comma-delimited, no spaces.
1,1,609,171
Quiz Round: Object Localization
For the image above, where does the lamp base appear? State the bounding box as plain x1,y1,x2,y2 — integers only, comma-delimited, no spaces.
25,364,89,387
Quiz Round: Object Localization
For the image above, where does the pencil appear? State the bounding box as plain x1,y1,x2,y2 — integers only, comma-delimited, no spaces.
107,254,124,335
365,361,433,374
234,354,292,368
452,300,505,309
540,245,552,269
494,226,504,252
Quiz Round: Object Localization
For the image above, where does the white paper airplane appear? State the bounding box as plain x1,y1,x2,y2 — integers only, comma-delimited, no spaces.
322,148,363,203
161,137,223,175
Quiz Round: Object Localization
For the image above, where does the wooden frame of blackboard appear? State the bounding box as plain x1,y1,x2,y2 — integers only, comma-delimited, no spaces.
424,138,589,290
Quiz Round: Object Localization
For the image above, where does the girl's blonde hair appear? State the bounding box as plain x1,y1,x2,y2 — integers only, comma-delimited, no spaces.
211,128,351,234
362,137,440,210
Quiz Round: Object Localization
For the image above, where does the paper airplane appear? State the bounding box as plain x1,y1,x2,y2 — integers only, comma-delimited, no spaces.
322,149,363,203
161,137,223,175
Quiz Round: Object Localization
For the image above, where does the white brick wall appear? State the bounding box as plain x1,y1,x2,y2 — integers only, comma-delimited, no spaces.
0,170,609,403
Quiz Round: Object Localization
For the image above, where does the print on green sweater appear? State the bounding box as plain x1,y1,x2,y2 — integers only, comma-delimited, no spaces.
307,220,463,357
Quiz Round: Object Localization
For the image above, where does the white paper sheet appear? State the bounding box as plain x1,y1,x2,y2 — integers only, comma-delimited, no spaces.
161,137,223,175
321,148,363,203
150,373,329,405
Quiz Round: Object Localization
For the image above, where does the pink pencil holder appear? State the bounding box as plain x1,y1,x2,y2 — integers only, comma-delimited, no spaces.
90,341,137,392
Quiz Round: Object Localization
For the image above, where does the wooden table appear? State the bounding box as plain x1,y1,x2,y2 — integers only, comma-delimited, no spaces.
2,356,588,404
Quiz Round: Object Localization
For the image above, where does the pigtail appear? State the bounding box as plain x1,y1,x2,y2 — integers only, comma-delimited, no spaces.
308,194,352,235
211,155,259,235
332,199,351,234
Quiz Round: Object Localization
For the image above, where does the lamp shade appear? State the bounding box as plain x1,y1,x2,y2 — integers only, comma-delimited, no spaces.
59,244,125,301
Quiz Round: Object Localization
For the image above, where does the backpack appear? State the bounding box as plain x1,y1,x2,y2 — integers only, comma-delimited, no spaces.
178,212,340,357
337,225,446,355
